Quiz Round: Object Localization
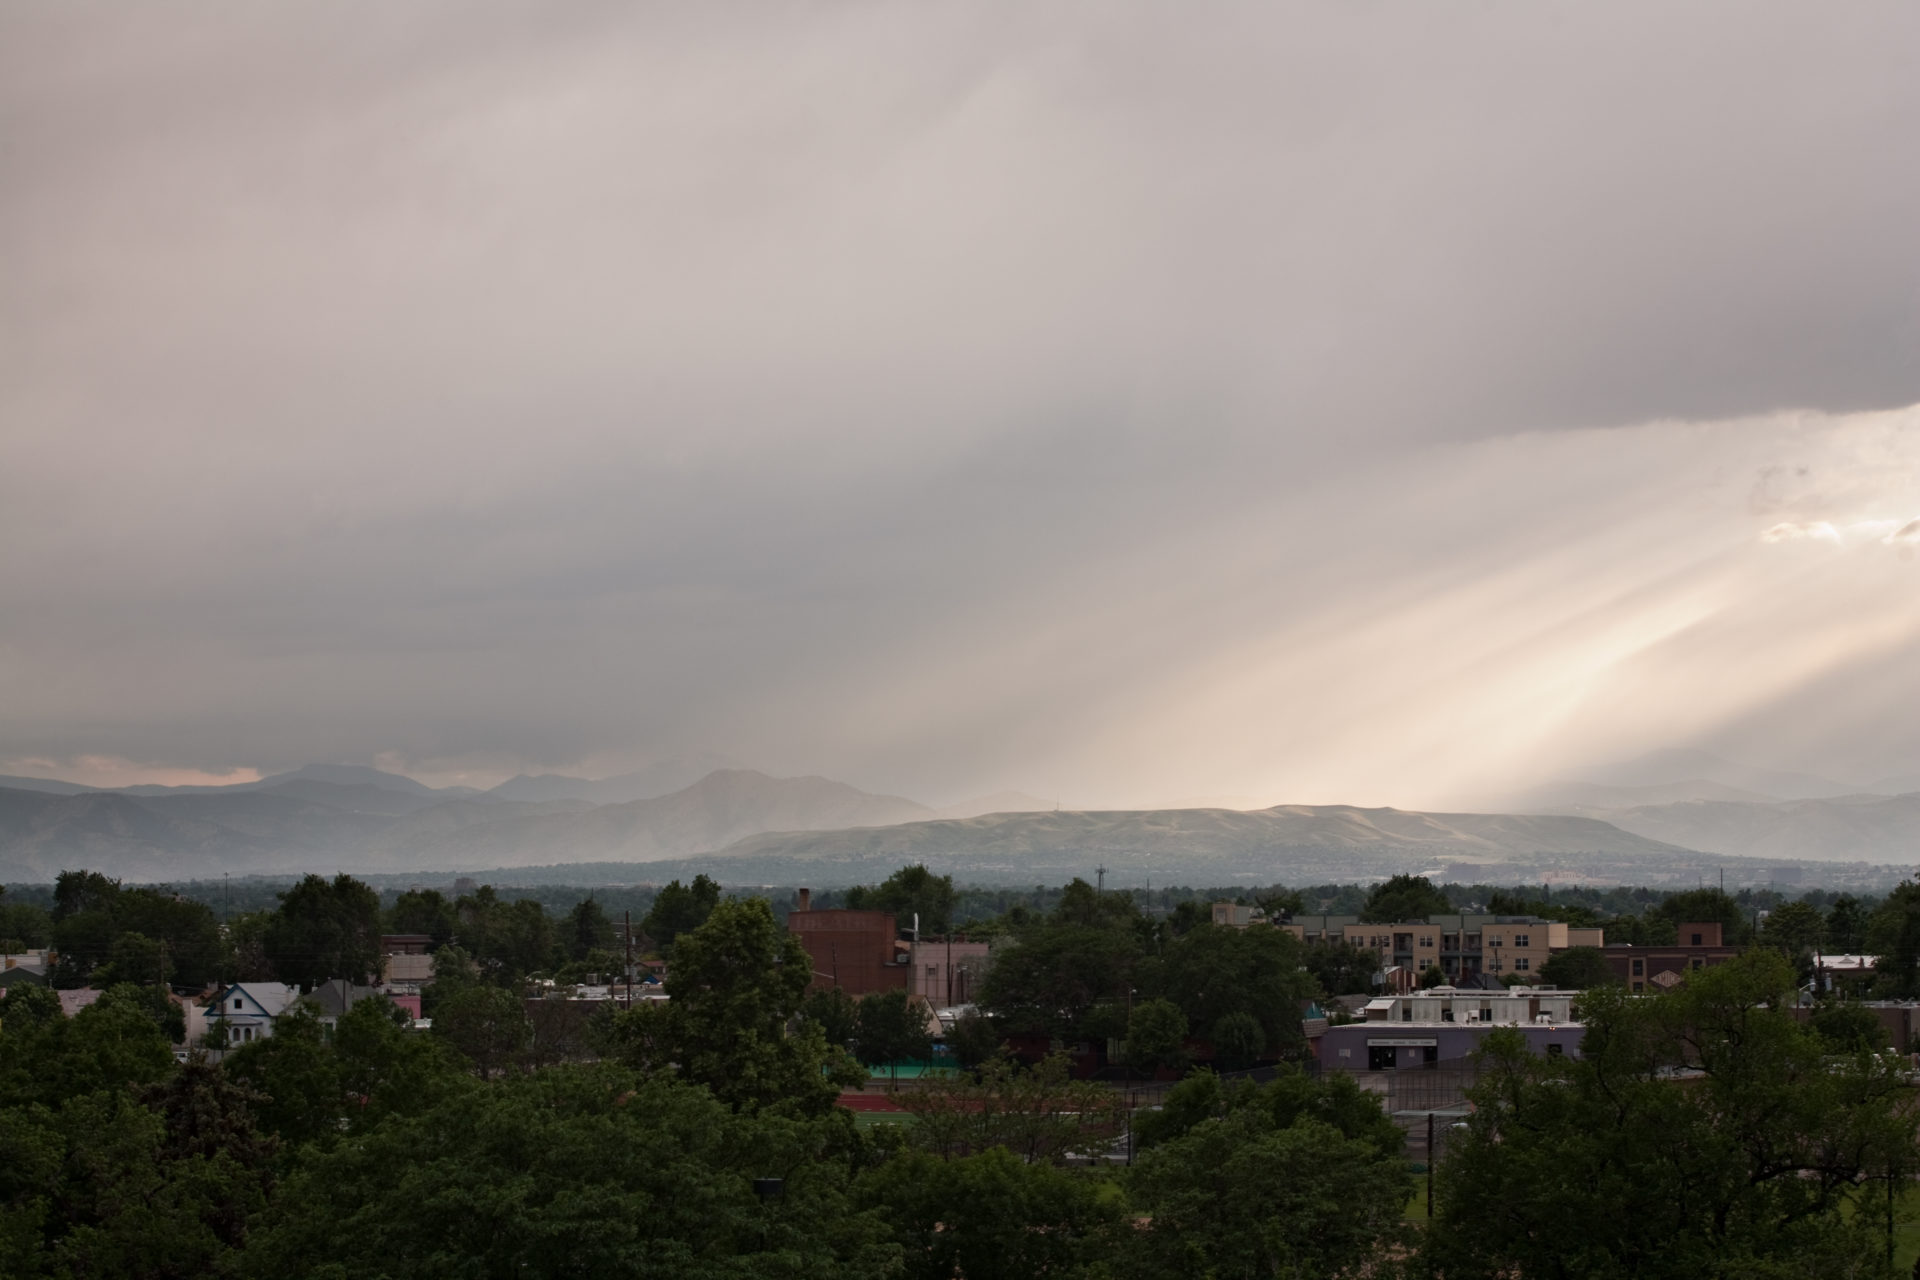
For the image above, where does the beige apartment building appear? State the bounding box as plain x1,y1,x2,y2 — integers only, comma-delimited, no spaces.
1273,912,1602,983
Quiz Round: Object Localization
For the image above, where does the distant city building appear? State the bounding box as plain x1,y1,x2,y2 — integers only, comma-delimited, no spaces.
1602,923,1738,992
908,938,991,1006
1276,913,1601,985
1321,986,1584,1069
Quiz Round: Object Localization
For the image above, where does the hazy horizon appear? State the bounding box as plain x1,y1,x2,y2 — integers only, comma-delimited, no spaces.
6,3,1920,814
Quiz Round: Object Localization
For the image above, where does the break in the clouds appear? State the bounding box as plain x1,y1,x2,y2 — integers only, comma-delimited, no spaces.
2,2,1917,807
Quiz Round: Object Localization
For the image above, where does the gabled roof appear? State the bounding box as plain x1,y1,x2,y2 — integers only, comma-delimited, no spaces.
215,982,301,1018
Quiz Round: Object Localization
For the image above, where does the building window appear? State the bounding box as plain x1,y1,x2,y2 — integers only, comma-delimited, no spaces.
233,998,243,1010
1690,958,1704,970
1515,958,1530,971
1546,1043,1564,1057
1690,933,1704,946
1420,936,1434,948
1632,982,1644,993
1488,936,1503,948
1631,959,1644,976
1514,934,1530,947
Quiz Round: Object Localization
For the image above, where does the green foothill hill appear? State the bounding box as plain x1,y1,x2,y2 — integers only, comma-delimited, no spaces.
666,803,1708,887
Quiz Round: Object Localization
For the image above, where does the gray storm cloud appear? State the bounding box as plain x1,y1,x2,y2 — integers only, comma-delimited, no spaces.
2,2,1918,805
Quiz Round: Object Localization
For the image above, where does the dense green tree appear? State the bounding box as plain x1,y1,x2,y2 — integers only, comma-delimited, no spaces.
240,1066,901,1280
563,895,616,961
1827,894,1867,953
1867,880,1920,997
0,1074,276,1280
385,888,455,948
263,874,382,990
1653,886,1750,944
96,930,169,989
450,886,557,981
844,864,957,935
1210,1010,1266,1072
1810,1002,1889,1054
1537,944,1619,990
1144,923,1313,1059
1122,1110,1412,1278
1761,899,1826,954
1161,899,1213,938
221,911,276,983
641,874,722,952
110,890,224,987
800,984,860,1051
1426,952,1917,1278
1124,998,1189,1076
1302,939,1380,995
1131,1066,1403,1158
431,984,532,1077
857,1145,1119,1280
945,1008,1005,1071
0,886,52,952
854,989,933,1083
1359,874,1451,924
979,884,1149,1043
329,994,468,1126
896,1053,1126,1165
41,874,224,989
605,897,861,1115
51,870,120,921
0,985,177,1111
222,1005,347,1150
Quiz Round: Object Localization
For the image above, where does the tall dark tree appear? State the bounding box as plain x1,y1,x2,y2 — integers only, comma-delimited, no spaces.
1359,874,1451,923
640,875,721,952
1653,887,1750,944
1537,945,1618,990
452,886,556,980
1303,939,1382,996
1827,895,1866,953
564,896,616,961
385,888,455,948
845,864,956,935
605,897,860,1115
262,874,382,990
979,879,1150,1042
854,988,933,1082
1866,880,1920,998
0,883,53,951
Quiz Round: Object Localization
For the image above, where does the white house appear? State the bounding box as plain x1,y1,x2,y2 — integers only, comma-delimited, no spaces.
206,982,301,1045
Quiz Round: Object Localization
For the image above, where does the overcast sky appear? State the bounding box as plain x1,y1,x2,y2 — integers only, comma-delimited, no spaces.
4,2,1918,807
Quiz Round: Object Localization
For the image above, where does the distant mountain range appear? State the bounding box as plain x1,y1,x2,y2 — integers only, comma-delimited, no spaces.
5,750,1919,887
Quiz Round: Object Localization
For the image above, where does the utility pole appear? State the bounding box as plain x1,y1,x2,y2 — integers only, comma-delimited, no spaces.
623,911,632,1010
1125,986,1136,1166
945,931,953,1007
1097,865,1107,894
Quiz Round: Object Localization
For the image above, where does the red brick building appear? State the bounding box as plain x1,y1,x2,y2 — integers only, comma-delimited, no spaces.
787,890,910,995
1603,922,1740,993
